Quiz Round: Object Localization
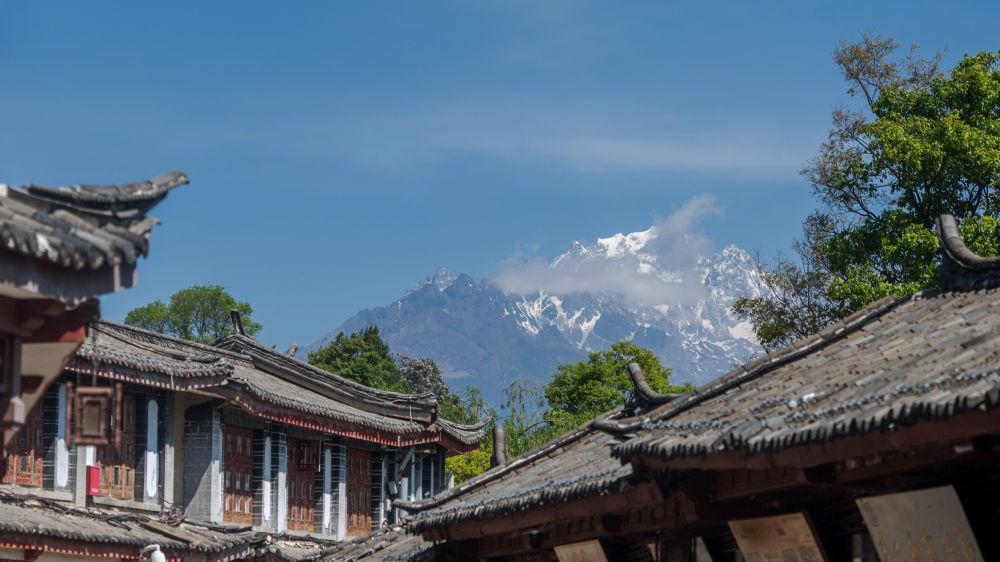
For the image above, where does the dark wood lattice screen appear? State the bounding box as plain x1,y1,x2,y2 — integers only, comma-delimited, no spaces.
97,393,135,499
347,447,372,536
223,425,254,524
2,405,43,487
288,437,319,532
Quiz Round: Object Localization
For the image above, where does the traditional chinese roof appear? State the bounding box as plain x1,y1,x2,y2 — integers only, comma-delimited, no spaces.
0,489,264,561
215,334,438,423
0,172,188,272
400,413,638,534
69,321,487,450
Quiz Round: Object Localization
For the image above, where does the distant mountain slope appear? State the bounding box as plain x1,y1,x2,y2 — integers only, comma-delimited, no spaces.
304,227,765,403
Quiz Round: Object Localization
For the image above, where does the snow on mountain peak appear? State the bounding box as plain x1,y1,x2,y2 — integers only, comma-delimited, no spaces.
594,226,657,258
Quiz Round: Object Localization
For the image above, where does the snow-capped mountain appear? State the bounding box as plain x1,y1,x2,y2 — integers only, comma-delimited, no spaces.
304,227,765,403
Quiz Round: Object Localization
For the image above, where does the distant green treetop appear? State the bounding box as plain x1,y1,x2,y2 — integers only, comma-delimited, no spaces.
124,284,261,344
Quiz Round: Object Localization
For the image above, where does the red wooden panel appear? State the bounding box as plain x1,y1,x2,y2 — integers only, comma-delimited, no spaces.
97,393,135,499
1,405,43,487
223,426,254,524
347,447,372,536
288,437,319,532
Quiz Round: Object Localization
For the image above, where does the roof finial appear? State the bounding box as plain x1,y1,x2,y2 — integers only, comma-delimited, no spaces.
491,424,508,468
937,214,1000,291
627,362,680,407
230,310,245,335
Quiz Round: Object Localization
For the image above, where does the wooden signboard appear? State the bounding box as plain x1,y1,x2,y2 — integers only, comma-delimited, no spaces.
728,513,827,562
856,485,984,562
553,540,608,562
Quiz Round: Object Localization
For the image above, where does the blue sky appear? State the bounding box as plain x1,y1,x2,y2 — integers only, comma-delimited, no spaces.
1,1,997,348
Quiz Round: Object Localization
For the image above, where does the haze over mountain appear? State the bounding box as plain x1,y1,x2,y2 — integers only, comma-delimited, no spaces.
304,201,766,402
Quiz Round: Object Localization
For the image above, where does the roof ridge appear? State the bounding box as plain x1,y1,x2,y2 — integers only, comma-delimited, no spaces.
215,333,437,402
938,213,1000,290
95,320,250,361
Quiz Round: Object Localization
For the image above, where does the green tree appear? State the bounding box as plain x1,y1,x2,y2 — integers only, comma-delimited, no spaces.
447,342,688,484
544,340,685,431
124,284,261,344
736,35,1000,351
307,327,406,392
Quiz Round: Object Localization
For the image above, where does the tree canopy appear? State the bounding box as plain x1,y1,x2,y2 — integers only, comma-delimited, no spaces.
124,284,262,344
446,341,686,483
735,35,1000,351
307,327,407,392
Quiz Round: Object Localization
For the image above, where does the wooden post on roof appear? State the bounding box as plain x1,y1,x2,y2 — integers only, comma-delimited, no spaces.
230,310,245,335
491,425,507,468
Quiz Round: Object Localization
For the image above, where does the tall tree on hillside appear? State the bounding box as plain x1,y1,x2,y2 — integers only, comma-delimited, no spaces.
446,341,689,483
735,35,1000,351
124,285,262,343
307,327,406,392
544,340,687,431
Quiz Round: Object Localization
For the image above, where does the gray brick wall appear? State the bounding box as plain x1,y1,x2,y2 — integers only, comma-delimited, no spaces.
182,402,222,522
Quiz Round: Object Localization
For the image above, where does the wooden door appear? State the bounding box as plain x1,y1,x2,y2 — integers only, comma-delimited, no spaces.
346,447,372,536
223,426,254,524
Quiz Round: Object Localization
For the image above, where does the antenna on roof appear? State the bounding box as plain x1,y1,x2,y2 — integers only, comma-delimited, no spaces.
491,424,508,468
627,362,680,407
230,310,245,335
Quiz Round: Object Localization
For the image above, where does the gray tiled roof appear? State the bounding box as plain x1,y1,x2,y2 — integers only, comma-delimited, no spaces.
0,490,262,560
0,172,187,270
613,284,1000,462
71,321,488,446
72,321,235,384
216,334,439,422
310,526,434,562
402,413,634,534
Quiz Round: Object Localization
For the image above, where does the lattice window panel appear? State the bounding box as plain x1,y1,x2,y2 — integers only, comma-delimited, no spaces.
2,405,43,487
288,437,320,532
224,425,254,524
97,393,135,500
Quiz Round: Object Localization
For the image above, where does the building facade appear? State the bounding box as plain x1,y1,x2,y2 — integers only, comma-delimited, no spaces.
0,319,484,560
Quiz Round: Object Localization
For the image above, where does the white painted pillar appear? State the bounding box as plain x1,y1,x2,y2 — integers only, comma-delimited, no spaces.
261,434,272,527
210,409,223,523
54,385,69,490
336,443,347,540
276,434,288,533
144,399,159,501
322,444,332,534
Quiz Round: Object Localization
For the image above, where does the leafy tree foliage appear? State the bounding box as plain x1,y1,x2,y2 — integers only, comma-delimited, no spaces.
736,35,1000,351
544,341,685,431
447,341,687,483
124,285,261,344
307,327,406,392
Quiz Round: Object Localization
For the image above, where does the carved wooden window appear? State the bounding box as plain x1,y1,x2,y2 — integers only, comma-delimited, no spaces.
347,447,372,536
96,393,135,500
223,426,253,524
2,405,43,487
288,437,319,532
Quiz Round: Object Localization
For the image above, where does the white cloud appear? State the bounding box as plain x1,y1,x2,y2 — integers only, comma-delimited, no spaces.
494,194,721,306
